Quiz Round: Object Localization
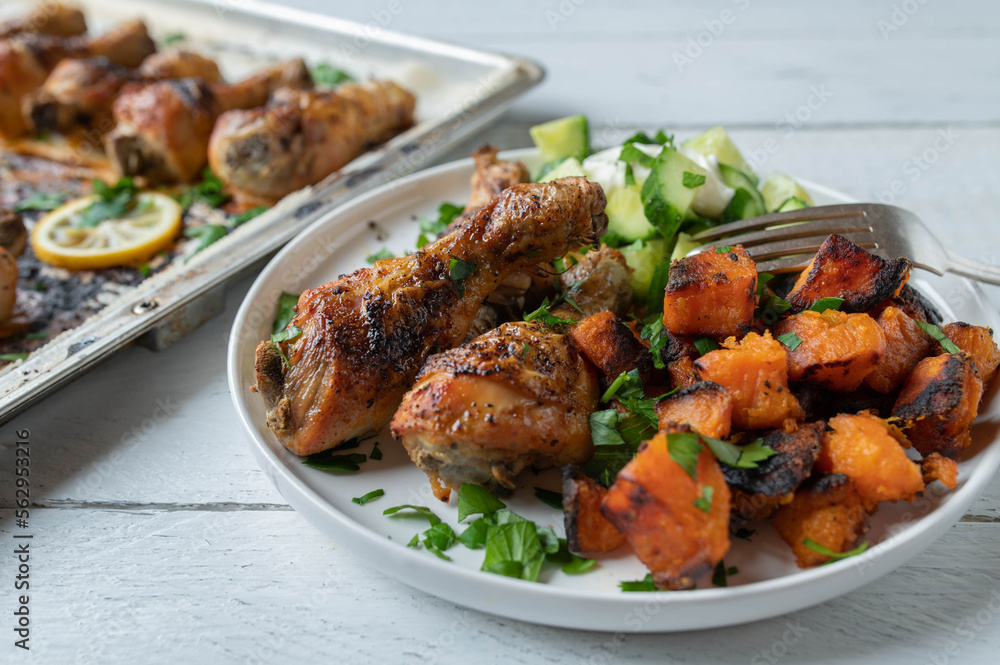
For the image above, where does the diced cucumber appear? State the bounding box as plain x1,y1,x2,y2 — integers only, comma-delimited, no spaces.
530,115,590,163
641,148,706,241
539,157,586,182
669,231,701,262
605,183,656,241
682,126,758,185
760,172,814,212
620,237,673,303
718,163,766,222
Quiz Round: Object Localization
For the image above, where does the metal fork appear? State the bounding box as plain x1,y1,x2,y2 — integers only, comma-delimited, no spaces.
687,203,1000,285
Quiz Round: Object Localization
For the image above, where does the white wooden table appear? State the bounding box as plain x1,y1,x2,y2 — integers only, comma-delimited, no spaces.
4,1,1000,662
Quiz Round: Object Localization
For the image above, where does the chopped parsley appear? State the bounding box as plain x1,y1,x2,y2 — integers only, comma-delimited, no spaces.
776,331,803,350
523,297,575,330
808,296,844,312
383,504,441,526
416,202,463,248
0,353,29,362
619,143,655,168
667,432,703,481
311,63,354,87
755,272,792,321
620,574,658,592
78,178,139,227
366,247,394,263
270,324,301,344
693,336,720,355
645,263,671,319
302,451,366,472
715,245,734,254
701,435,776,469
693,485,714,513
916,321,961,354
640,318,668,370
162,31,186,45
352,489,385,505
712,560,739,587
183,225,227,260
12,191,67,212
272,292,300,334
227,205,267,228
533,487,563,510
457,483,506,522
25,332,48,340
449,257,476,296
802,538,870,563
177,167,229,209
683,172,707,189
370,442,383,461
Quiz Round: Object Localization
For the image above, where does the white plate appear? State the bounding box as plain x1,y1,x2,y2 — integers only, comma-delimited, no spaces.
227,149,1000,632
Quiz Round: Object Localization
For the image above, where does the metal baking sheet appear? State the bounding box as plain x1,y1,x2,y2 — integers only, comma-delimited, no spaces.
0,0,543,421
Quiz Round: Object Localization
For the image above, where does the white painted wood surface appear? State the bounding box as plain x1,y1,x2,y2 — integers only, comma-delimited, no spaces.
3,0,1000,662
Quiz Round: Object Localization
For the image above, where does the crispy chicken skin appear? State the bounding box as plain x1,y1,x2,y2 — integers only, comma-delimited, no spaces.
1,3,87,39
208,81,416,204
106,59,311,183
255,177,608,458
23,50,222,135
0,20,155,138
392,321,600,499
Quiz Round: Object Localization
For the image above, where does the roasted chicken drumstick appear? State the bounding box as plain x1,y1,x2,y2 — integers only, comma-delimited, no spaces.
255,177,609,457
0,20,155,138
208,81,416,204
0,2,87,39
105,59,311,183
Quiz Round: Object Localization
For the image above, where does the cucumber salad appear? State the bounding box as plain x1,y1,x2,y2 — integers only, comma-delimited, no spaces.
528,115,814,302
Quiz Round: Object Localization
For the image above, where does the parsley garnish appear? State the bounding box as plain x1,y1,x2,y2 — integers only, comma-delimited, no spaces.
352,489,385,505
683,172,707,189
311,63,354,87
588,409,624,447
693,336,720,355
645,263,671,319
383,504,441,526
25,332,48,340
712,560,739,587
777,331,803,350
546,538,596,575
366,247,394,263
302,451,366,472
0,353,29,362
916,321,961,354
177,167,229,209
640,318,668,370
370,442,383,461
12,191,67,212
78,178,139,227
163,31,186,45
457,483,506,522
272,292,300,334
701,435,776,469
693,485,714,513
183,224,227,260
228,205,267,228
715,245,734,254
620,574,659,592
270,324,301,344
523,297,575,329
808,296,844,312
619,143,655,168
755,272,792,320
802,538,870,563
534,487,563,510
667,432,702,481
448,257,476,296
482,520,553,581
416,202,463,248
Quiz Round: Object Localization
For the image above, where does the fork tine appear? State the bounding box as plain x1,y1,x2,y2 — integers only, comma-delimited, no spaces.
743,233,880,262
689,219,874,253
691,204,868,243
753,256,815,274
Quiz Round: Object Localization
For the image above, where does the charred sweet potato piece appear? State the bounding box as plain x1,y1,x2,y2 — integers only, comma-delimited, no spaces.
562,466,627,554
893,353,984,457
864,306,934,394
570,311,654,385
773,310,886,391
815,412,924,510
654,381,733,439
668,356,699,391
820,386,896,419
662,245,757,338
601,429,731,590
771,473,869,568
724,421,825,521
786,234,911,313
694,331,804,430
871,284,943,325
922,452,958,489
942,322,1000,387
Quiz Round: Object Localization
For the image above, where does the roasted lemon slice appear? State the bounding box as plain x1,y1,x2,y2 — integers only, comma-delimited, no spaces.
31,192,182,270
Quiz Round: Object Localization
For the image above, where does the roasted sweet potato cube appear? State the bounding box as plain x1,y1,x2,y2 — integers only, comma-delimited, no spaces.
654,381,733,439
771,473,869,568
864,306,934,394
600,429,731,590
667,356,699,391
570,311,654,384
922,452,958,489
893,353,984,457
562,466,627,554
773,310,886,391
786,234,911,313
694,331,804,430
724,421,825,521
871,284,943,325
662,245,757,338
942,322,1000,387
815,412,924,510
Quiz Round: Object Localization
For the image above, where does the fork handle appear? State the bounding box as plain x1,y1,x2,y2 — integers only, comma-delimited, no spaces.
944,248,1000,286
